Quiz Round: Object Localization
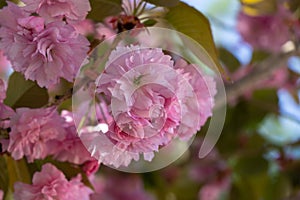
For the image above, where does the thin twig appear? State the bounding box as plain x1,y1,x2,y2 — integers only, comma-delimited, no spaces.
215,50,297,109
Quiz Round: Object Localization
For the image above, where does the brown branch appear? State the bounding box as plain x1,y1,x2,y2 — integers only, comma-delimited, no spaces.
215,50,298,108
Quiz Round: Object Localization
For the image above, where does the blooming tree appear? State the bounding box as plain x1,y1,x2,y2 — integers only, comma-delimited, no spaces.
0,0,299,200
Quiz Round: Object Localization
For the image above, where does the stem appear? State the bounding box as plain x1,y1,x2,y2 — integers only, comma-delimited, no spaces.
215,50,297,109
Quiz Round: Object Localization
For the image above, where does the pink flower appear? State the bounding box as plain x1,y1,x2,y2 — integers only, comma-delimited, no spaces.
7,107,66,162
86,45,216,167
52,111,99,174
95,21,116,40
73,19,95,36
237,7,293,53
0,50,11,78
90,174,154,200
198,176,231,200
14,163,93,200
22,0,91,23
228,65,289,104
174,59,216,139
0,190,3,200
0,79,6,102
0,3,90,88
0,79,14,152
0,79,14,125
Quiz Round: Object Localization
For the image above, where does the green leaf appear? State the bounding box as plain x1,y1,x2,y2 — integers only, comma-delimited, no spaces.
0,156,8,194
88,0,122,22
250,50,270,64
264,174,290,200
165,2,224,74
0,0,22,9
143,19,157,26
289,0,300,14
143,0,179,7
4,72,49,109
218,47,241,72
5,156,31,192
233,154,269,176
0,1,7,9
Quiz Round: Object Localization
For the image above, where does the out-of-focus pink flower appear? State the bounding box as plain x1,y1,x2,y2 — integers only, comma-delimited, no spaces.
0,3,90,88
7,107,66,162
95,22,116,40
88,45,216,167
0,190,3,200
14,163,93,200
73,19,95,36
188,148,227,184
228,65,289,104
22,0,91,23
199,176,231,200
90,174,154,200
237,7,293,53
51,110,100,175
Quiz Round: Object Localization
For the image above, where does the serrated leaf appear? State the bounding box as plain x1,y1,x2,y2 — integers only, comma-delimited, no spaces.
143,0,179,7
88,0,122,22
165,2,224,74
4,72,49,109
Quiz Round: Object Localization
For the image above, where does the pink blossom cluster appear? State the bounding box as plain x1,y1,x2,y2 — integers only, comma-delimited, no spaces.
14,163,93,200
22,0,91,24
0,83,97,170
89,45,216,167
237,7,300,53
0,1,90,88
6,107,98,170
89,173,154,200
7,107,66,162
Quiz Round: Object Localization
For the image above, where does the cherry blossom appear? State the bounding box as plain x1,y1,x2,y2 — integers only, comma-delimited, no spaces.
22,0,91,23
7,107,66,162
0,3,90,88
14,163,93,200
237,7,295,53
86,45,216,167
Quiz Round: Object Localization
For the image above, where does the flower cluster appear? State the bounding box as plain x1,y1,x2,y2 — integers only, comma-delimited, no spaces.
7,107,65,162
86,45,216,167
237,6,299,53
22,0,91,23
89,173,155,200
14,163,93,200
0,0,224,199
0,2,90,88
